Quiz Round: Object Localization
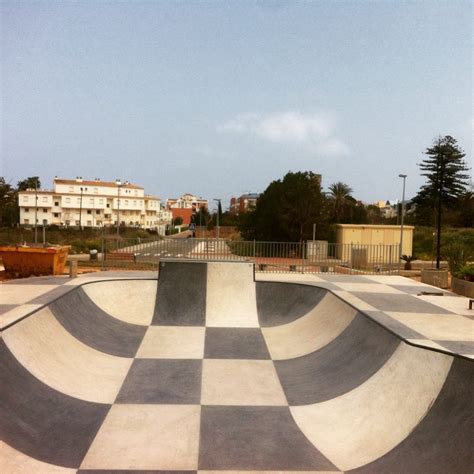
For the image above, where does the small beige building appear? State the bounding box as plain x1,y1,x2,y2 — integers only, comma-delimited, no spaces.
336,224,414,264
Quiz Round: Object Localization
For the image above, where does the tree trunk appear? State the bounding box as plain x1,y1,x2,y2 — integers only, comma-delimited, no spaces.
436,196,442,269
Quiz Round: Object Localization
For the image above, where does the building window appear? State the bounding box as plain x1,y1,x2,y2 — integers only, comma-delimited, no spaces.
106,203,110,208
24,219,29,224
94,188,98,194
42,219,48,225
42,196,48,203
89,198,94,205
54,201,59,206
87,220,92,226
75,220,80,226
65,220,70,226
125,200,129,206
69,186,74,192
96,210,100,215
43,208,47,213
54,213,59,218
99,199,104,204
65,197,71,204
76,198,81,204
24,208,29,212
22,195,28,202
96,220,102,225
87,210,92,214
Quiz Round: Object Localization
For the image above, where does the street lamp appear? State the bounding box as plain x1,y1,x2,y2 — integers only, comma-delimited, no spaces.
213,198,221,240
398,174,407,267
34,181,38,243
79,187,87,229
116,180,122,239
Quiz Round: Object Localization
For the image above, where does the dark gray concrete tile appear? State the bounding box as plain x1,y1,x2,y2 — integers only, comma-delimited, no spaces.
351,292,454,313
0,340,110,469
389,284,451,296
0,304,17,315
28,285,74,304
275,314,400,405
434,341,474,355
257,282,327,327
153,262,206,326
115,359,202,404
364,310,426,339
198,406,337,469
349,358,474,474
6,275,70,284
50,288,146,357
204,328,270,359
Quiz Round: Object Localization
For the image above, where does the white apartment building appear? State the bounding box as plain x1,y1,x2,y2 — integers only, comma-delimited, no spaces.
18,178,171,231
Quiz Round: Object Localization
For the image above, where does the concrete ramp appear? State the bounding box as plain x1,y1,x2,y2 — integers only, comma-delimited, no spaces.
0,261,473,472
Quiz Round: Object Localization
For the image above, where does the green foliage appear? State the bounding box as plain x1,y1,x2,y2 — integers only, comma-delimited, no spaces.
0,177,19,226
455,263,474,280
442,238,472,275
327,181,356,223
239,171,327,242
17,176,41,191
173,216,183,226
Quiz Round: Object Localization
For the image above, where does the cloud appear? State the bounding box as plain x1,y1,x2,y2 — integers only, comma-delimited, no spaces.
218,111,349,156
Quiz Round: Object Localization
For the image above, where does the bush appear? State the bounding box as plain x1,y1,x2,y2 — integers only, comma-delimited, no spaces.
455,263,474,281
443,239,472,275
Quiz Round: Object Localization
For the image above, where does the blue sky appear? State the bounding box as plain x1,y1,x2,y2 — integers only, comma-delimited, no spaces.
1,1,472,209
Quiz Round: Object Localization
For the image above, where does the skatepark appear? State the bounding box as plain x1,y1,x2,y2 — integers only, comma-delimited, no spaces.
1,260,473,472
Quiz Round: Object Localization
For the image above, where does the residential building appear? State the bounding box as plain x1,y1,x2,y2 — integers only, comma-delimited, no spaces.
18,177,171,231
230,193,260,215
166,193,208,224
373,200,399,219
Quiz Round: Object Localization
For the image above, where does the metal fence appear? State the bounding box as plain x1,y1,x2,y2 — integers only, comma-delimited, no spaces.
100,237,400,274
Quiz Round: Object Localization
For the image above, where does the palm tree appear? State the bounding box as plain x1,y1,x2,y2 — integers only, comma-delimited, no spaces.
328,182,355,223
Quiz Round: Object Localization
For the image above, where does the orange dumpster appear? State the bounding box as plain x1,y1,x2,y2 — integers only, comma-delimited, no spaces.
0,245,71,278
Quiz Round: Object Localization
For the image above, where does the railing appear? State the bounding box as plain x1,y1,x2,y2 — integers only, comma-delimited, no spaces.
101,237,400,274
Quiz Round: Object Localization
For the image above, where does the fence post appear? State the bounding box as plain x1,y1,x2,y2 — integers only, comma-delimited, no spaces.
301,241,305,274
101,236,105,270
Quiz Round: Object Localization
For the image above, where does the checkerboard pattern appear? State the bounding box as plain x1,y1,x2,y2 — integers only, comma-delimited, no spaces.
1,264,473,473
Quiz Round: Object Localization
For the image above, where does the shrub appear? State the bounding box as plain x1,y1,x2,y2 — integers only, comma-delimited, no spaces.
443,239,472,275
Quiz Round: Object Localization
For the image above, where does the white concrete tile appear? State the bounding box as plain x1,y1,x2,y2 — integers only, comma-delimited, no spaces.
332,283,405,294
136,326,205,359
0,441,76,473
2,307,132,403
81,404,200,470
291,344,452,471
82,280,157,325
206,262,259,327
417,294,474,316
0,284,58,304
201,359,287,406
386,312,474,342
263,293,356,360
0,304,43,330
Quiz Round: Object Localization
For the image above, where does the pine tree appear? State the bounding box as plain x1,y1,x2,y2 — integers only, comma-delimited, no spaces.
413,136,470,268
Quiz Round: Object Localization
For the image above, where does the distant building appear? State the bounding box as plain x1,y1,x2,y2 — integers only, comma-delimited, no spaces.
373,200,399,219
230,193,260,215
18,177,171,232
166,193,208,224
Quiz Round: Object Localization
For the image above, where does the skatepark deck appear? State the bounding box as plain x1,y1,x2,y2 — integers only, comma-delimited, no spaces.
1,261,473,472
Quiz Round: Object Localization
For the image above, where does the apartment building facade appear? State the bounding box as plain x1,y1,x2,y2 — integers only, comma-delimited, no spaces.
229,193,260,215
166,193,208,225
18,178,171,231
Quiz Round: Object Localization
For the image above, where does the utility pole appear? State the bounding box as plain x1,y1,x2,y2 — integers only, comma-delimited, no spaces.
34,181,38,243
116,180,121,241
398,174,407,269
79,187,87,229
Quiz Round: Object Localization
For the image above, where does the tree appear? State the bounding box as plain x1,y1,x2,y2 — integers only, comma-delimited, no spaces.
0,177,19,226
173,216,183,226
17,176,41,191
327,182,356,223
413,136,470,268
239,171,326,242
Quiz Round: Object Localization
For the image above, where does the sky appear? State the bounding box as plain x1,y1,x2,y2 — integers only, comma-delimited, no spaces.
1,0,472,210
